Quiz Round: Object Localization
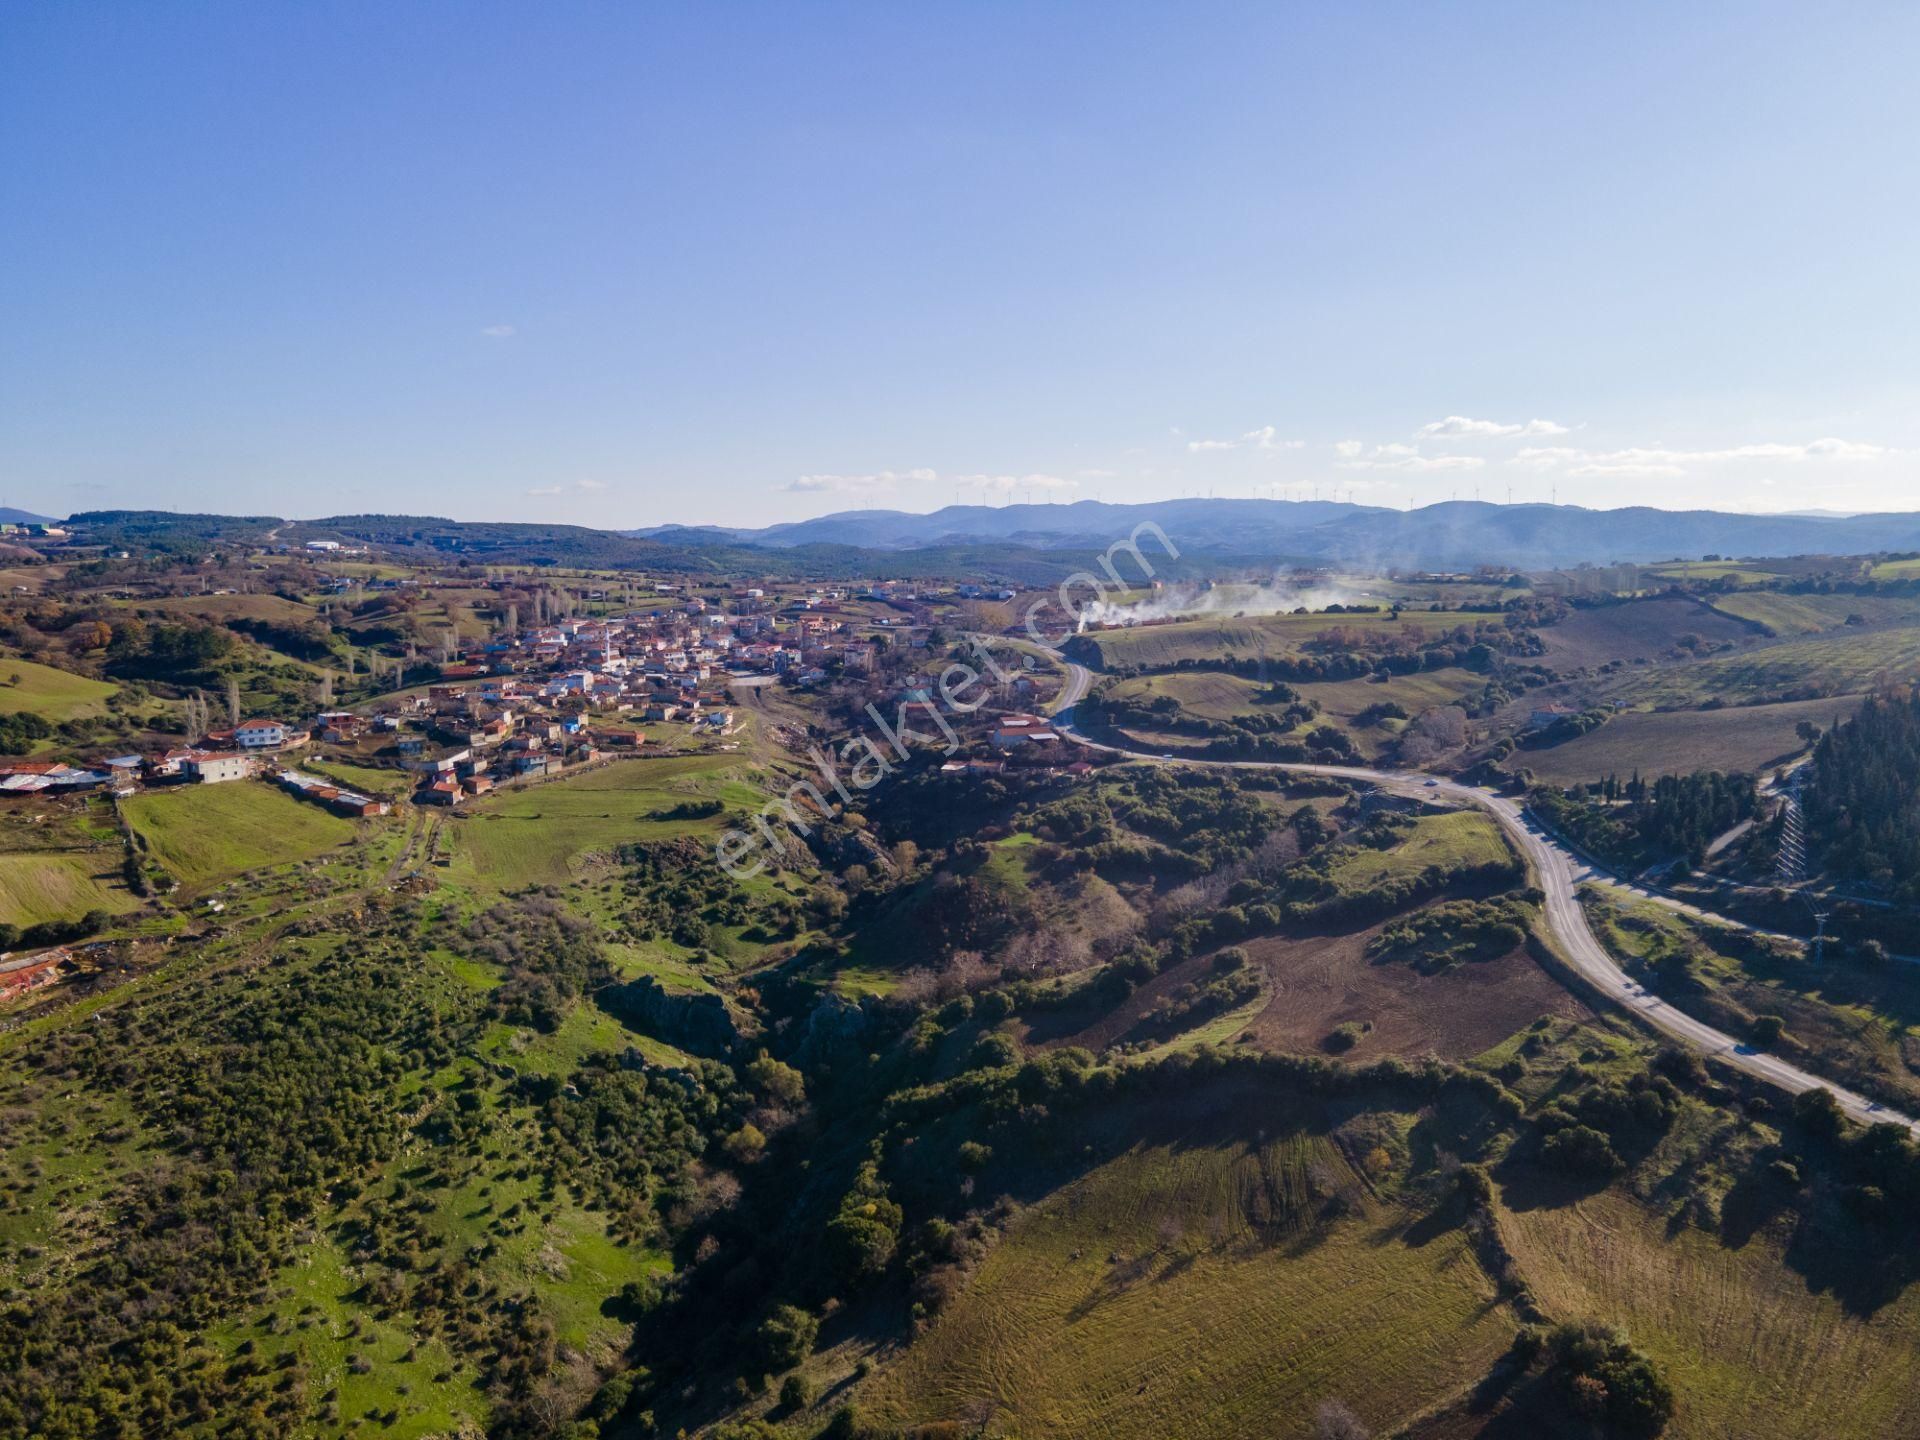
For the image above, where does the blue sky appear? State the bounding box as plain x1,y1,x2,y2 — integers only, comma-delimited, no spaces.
4,2,1919,526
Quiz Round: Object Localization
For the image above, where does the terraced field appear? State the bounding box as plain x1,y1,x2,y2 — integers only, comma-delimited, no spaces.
1624,626,1920,706
866,1118,1516,1439
1519,696,1859,785
1706,591,1920,636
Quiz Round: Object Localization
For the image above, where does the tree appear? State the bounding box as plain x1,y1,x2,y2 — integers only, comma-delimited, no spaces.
1541,1124,1623,1178
226,674,241,728
1793,1086,1848,1142
779,1373,816,1411
756,1304,818,1371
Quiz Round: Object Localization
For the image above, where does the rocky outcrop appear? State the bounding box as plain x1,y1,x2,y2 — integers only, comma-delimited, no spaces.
603,975,750,1059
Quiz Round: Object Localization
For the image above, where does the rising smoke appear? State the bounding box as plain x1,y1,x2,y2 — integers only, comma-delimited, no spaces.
1075,576,1371,631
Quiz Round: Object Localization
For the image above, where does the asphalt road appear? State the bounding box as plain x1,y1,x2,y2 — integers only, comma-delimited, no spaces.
1043,656,1916,1132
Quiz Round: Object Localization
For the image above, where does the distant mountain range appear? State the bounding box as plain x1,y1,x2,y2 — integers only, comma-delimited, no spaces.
0,507,56,526
635,499,1920,569
55,500,1920,575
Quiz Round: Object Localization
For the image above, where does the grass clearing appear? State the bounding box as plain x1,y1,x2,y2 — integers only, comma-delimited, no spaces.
0,852,139,928
1537,597,1758,671
1076,608,1502,671
304,757,413,797
450,754,760,889
866,1116,1515,1439
1322,809,1512,891
0,658,117,721
122,781,360,888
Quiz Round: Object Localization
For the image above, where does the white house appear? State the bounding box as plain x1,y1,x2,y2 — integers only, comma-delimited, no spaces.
233,719,292,749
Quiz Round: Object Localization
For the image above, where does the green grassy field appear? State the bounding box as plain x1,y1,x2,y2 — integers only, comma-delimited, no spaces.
1077,608,1502,671
129,592,322,625
122,780,360,888
1321,809,1513,891
0,658,117,721
0,802,141,928
1642,561,1786,584
0,852,140,929
1869,557,1920,580
451,753,762,889
304,757,412,797
1625,626,1920,705
1519,696,1858,785
865,1118,1515,1439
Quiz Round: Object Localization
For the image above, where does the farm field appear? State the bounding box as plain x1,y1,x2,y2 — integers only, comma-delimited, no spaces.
1536,596,1758,671
1502,1188,1920,1439
1705,591,1920,636
450,752,762,888
1320,809,1513,892
1869,557,1920,580
0,852,139,929
0,658,117,722
1100,663,1489,759
1624,626,1920,706
0,801,140,928
1240,922,1586,1060
1518,695,1859,786
1073,607,1502,672
864,1109,1517,1440
122,780,360,887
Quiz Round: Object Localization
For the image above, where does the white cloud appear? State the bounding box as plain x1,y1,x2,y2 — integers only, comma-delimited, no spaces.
782,468,937,495
1186,425,1306,454
525,478,610,497
1513,437,1890,478
1336,441,1484,473
480,324,517,339
1418,415,1568,440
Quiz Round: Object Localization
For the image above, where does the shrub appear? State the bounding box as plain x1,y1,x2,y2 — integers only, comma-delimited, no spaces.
1541,1124,1623,1179
756,1304,819,1371
780,1373,817,1411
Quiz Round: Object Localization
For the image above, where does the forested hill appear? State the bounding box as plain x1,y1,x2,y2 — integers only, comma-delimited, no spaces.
1805,689,1920,901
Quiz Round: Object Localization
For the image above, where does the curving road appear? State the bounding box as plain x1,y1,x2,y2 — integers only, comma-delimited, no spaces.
1043,656,1916,1132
